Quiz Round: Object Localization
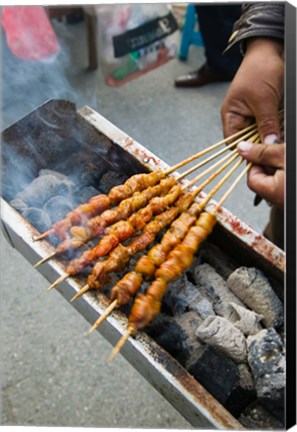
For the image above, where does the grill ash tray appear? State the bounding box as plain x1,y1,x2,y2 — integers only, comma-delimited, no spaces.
1,100,285,430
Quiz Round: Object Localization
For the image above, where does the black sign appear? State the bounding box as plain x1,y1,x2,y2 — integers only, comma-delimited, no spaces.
113,11,178,58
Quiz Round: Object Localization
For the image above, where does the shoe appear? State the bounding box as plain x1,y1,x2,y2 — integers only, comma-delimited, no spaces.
174,63,231,88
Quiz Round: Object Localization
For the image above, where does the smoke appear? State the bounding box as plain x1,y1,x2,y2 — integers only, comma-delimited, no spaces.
1,15,98,129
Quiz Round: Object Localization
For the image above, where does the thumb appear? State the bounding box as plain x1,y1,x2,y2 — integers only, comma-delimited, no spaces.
237,141,284,169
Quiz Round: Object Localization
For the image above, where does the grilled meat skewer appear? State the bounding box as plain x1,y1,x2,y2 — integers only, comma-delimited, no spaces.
34,170,165,241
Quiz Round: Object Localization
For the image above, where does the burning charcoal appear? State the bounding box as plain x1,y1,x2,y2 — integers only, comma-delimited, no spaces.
229,302,263,336
224,363,256,417
246,328,285,421
99,171,128,194
43,195,74,223
196,316,247,363
226,267,284,328
191,263,245,319
187,345,240,406
22,208,52,233
162,274,201,315
10,198,28,213
238,401,284,430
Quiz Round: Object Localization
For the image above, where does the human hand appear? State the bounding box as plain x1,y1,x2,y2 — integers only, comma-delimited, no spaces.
237,141,285,208
221,37,284,143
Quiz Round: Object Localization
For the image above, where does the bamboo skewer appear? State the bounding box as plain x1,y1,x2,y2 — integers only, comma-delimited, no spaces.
108,326,134,363
35,143,242,271
69,154,243,304
108,156,257,362
33,125,258,244
164,122,258,175
88,299,118,334
47,274,69,292
42,152,241,292
176,129,258,180
34,251,56,268
86,153,244,332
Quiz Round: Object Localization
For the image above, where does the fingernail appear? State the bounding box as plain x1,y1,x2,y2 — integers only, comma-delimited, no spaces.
264,134,279,144
237,141,253,152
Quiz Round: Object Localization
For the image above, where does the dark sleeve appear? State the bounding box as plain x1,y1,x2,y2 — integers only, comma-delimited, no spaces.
226,2,285,54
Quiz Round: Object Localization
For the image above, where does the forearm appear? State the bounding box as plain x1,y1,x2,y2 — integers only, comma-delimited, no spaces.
227,2,285,54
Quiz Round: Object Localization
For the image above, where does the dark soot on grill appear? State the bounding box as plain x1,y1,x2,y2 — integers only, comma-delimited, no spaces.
2,100,148,236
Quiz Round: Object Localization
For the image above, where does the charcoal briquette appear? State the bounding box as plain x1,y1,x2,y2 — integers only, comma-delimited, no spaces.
246,328,285,420
145,314,186,360
224,363,256,417
162,274,201,315
10,198,28,213
75,186,101,205
15,174,69,208
187,345,240,406
191,263,245,319
229,302,263,336
227,267,284,328
43,195,74,223
99,171,128,194
22,208,52,233
196,316,247,363
238,401,284,430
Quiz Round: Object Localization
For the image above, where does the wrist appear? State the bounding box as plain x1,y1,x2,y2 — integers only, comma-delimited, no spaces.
246,37,284,59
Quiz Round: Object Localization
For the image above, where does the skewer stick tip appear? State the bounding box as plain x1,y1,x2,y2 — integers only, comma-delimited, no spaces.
70,284,90,302
33,229,54,241
88,299,118,334
33,252,56,268
108,326,134,363
47,274,68,292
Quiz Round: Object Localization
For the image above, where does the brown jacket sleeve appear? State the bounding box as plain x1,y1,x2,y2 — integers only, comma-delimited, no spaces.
226,2,285,54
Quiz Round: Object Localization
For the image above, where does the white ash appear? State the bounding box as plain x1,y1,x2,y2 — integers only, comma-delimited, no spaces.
188,296,215,320
226,267,284,328
196,316,247,363
229,302,263,336
191,263,245,319
14,173,75,208
247,328,285,407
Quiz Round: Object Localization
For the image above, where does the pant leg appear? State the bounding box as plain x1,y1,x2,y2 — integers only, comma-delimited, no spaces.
263,205,284,250
195,4,242,77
